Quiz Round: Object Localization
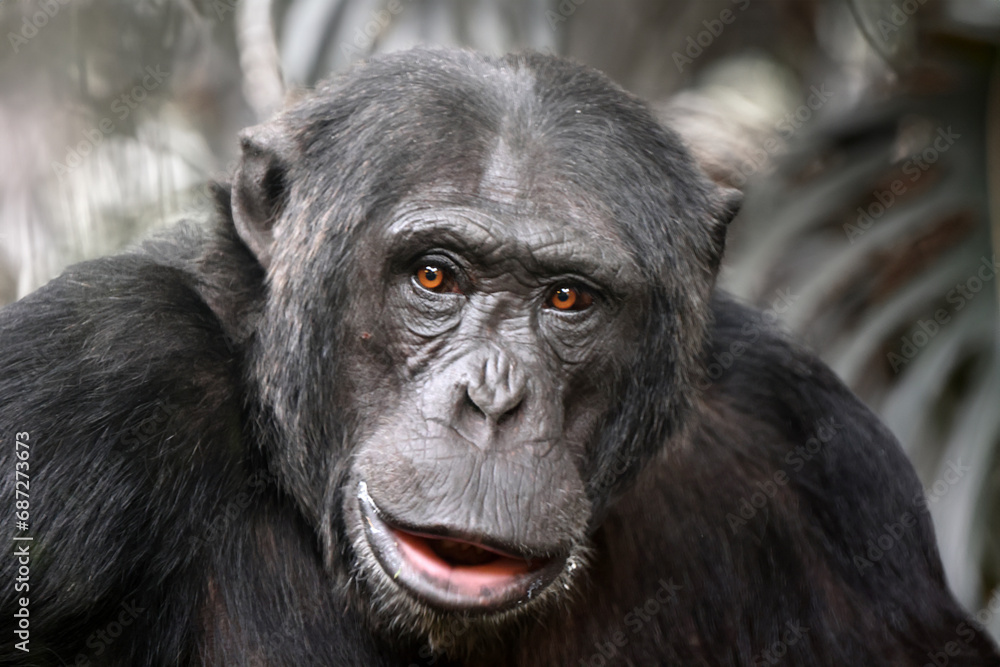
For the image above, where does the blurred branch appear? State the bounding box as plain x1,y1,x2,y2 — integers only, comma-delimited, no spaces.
988,50,1000,311
238,0,286,120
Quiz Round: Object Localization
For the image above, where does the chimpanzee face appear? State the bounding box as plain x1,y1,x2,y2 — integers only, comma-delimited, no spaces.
344,183,645,617
231,48,732,643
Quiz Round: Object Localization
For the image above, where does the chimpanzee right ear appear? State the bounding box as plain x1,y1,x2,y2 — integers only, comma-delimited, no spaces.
231,122,293,269
702,185,743,275
715,186,743,226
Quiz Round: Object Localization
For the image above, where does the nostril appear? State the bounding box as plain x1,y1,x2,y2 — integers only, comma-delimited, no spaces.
465,385,523,425
495,400,522,426
464,391,487,420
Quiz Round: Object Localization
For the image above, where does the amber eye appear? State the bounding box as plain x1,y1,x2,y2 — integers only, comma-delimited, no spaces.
548,286,593,311
418,266,443,289
414,264,459,293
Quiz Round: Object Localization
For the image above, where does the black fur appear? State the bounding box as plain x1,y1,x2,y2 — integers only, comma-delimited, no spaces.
1,48,997,666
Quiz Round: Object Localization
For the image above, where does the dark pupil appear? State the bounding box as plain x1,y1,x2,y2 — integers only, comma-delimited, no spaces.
556,289,570,301
425,268,438,280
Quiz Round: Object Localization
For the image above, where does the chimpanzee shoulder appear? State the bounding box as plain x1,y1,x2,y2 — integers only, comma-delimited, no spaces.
651,292,994,663
0,244,245,664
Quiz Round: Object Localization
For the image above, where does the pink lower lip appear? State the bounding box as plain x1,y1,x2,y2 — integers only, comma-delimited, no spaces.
358,483,567,611
391,528,540,596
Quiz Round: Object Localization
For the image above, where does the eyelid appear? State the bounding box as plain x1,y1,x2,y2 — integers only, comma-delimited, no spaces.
410,250,463,275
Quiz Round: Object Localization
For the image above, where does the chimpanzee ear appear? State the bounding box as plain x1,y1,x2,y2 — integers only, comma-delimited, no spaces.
704,186,743,273
716,187,743,226
231,122,293,269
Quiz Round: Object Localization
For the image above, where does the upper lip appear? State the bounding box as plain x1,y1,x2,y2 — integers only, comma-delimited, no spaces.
357,481,568,613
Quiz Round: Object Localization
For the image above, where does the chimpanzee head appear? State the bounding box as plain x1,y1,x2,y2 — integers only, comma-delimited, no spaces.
225,48,738,642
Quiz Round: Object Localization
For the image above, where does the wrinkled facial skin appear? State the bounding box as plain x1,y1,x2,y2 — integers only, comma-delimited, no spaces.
341,186,644,628
242,50,730,652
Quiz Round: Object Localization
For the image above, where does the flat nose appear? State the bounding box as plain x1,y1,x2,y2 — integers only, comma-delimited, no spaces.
465,346,527,424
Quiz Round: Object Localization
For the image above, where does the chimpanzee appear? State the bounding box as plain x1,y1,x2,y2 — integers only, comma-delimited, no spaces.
1,48,998,667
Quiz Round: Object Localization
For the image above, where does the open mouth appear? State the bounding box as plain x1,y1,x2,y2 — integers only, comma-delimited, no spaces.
358,482,567,612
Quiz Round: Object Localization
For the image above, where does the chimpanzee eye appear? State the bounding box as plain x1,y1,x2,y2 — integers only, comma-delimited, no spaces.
414,264,460,293
547,286,594,311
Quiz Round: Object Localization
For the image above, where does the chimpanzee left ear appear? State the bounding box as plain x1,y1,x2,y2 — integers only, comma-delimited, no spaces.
231,122,294,269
